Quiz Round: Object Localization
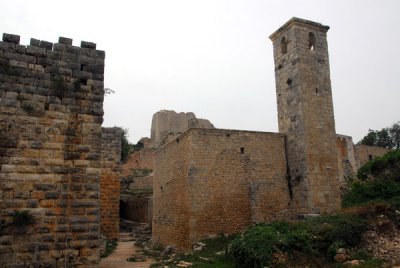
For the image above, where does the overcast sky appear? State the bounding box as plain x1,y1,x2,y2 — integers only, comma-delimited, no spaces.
1,0,399,143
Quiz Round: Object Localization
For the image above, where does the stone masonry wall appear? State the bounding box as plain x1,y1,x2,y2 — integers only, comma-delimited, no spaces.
270,18,341,215
0,33,105,267
336,135,390,184
354,144,391,170
100,127,122,240
153,128,290,250
152,130,191,249
336,135,357,184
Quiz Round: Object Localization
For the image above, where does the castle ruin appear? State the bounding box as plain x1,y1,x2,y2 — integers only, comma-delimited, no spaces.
0,17,392,266
151,17,390,250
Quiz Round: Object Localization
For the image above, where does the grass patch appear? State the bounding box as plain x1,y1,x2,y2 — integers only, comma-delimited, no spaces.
101,240,117,258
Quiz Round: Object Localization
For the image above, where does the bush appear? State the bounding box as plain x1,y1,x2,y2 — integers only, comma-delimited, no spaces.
231,215,367,267
11,210,34,226
307,214,367,253
343,179,400,207
357,150,400,181
101,240,118,258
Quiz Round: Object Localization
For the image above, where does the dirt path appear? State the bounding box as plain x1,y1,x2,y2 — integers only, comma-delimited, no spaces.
100,232,154,268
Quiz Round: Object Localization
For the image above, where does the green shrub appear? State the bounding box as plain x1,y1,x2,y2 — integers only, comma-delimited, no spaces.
357,150,400,181
101,240,117,258
343,179,400,207
231,215,367,267
0,220,7,234
307,214,367,253
11,210,34,226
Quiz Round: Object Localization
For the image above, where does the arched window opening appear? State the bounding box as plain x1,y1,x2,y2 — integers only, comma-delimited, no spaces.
308,32,316,50
280,37,287,54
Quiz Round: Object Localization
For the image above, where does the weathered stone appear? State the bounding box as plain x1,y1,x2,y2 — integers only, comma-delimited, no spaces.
81,41,96,49
58,37,72,45
39,40,53,50
151,110,214,148
30,38,40,47
0,33,106,267
2,33,20,44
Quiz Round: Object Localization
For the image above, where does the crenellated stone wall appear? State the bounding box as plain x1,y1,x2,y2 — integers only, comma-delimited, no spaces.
100,127,122,240
0,33,105,267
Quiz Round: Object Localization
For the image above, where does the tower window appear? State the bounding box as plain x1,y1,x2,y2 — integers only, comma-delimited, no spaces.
315,87,319,94
308,32,316,50
280,37,288,54
240,147,245,154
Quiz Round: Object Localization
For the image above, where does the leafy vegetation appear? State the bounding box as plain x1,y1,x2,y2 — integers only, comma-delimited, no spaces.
101,240,118,258
0,220,6,235
343,150,400,210
357,150,400,181
120,129,133,163
358,121,400,149
120,129,146,162
11,210,35,227
343,179,400,208
231,215,367,267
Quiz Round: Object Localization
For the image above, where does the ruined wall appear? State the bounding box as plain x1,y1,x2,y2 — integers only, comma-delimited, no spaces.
270,18,341,215
336,135,357,184
354,144,391,170
100,127,122,240
0,33,105,267
120,197,152,225
153,128,289,250
336,135,391,184
150,110,214,148
121,149,154,173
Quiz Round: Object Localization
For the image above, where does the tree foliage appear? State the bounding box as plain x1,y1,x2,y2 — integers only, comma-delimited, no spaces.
121,129,132,163
358,121,400,149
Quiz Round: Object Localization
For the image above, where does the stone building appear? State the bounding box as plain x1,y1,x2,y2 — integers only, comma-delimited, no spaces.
152,17,390,250
0,33,118,267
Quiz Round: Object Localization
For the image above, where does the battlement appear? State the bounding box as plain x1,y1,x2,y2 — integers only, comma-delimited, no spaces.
0,32,105,117
2,32,101,51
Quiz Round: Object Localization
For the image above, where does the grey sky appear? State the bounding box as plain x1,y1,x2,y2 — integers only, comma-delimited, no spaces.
1,0,399,143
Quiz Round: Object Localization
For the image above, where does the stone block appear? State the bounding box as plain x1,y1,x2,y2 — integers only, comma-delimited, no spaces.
26,46,46,57
2,33,20,44
30,38,40,47
80,41,96,49
9,60,27,69
58,37,72,45
39,40,53,50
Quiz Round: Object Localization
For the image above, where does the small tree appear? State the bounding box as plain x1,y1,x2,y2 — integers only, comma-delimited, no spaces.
358,122,400,149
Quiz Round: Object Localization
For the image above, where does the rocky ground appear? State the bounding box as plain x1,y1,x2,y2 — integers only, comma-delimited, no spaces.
362,211,400,266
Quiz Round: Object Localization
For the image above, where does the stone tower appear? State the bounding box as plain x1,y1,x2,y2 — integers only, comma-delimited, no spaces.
269,18,341,215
